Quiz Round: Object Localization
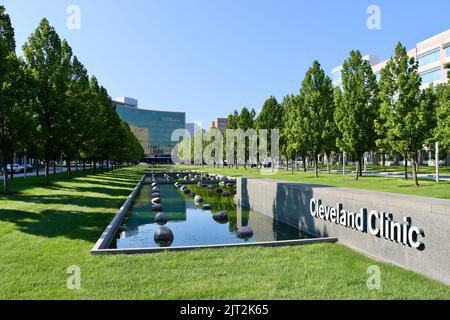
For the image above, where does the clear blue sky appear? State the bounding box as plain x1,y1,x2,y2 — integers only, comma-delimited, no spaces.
2,0,449,126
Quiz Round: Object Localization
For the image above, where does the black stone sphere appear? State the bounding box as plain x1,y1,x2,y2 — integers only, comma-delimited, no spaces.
213,211,229,222
151,197,161,204
152,204,163,212
203,204,212,210
237,226,254,238
222,191,232,197
154,226,174,247
151,182,158,188
183,188,191,195
154,212,168,225
152,187,161,193
152,192,161,198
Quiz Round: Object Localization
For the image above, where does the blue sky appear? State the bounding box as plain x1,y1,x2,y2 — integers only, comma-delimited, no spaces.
2,0,449,126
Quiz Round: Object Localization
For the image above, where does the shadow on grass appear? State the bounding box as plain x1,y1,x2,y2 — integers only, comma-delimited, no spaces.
0,209,110,242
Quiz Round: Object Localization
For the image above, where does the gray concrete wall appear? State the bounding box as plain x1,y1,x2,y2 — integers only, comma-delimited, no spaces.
236,178,450,285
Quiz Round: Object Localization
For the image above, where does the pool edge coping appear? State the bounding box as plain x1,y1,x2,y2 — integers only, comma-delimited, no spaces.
91,237,338,255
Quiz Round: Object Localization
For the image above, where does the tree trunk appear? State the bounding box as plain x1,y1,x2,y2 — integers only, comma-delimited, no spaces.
45,159,50,184
412,154,419,187
106,160,110,171
53,161,56,175
327,154,331,174
67,158,71,178
82,160,86,176
9,159,14,181
382,154,386,172
355,159,360,181
93,160,97,175
286,157,289,171
404,154,408,179
35,158,39,177
359,157,363,177
2,160,8,194
315,156,319,178
303,157,307,173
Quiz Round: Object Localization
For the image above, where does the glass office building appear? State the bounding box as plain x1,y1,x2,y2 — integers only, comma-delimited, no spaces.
114,98,186,157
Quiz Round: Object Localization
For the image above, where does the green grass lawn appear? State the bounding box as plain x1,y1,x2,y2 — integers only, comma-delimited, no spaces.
173,165,450,200
0,165,449,300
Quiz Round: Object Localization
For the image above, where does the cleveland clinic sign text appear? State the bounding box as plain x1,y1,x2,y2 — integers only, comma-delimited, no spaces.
310,198,425,250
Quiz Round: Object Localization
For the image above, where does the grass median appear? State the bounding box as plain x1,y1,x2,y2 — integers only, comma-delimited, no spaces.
174,165,450,200
0,165,449,299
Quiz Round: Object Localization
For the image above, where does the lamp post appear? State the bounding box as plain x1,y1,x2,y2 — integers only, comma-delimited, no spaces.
436,142,440,183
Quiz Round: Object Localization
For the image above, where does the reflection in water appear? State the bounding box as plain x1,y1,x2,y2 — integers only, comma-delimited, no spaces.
114,180,311,249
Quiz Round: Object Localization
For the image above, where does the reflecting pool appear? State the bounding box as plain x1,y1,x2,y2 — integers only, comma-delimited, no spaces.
112,182,312,249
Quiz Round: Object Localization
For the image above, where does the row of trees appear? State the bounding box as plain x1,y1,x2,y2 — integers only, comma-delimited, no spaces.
0,6,143,193
212,44,448,187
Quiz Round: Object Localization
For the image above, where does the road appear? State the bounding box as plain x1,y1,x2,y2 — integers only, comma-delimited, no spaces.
0,165,92,180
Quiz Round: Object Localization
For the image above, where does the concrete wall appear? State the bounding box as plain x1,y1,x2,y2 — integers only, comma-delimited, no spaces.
236,178,450,285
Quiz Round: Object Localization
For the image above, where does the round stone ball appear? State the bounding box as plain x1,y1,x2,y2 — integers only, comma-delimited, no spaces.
222,191,232,197
194,195,203,203
151,197,161,205
219,181,226,187
197,182,203,187
213,211,229,222
183,188,191,195
152,204,163,212
152,187,160,193
154,226,174,247
151,182,158,188
237,226,254,238
226,183,234,188
154,212,168,225
203,204,212,210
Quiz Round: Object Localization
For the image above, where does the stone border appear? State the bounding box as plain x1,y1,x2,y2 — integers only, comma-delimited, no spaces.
91,175,145,253
92,237,338,255
236,178,450,285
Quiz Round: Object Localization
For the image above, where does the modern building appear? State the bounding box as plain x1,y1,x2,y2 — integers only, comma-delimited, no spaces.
211,118,228,132
113,97,186,158
372,29,450,89
331,29,450,89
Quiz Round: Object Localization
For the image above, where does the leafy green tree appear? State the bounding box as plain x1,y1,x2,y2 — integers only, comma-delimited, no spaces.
379,43,436,186
282,95,302,173
23,18,71,183
256,96,284,168
0,6,34,192
433,84,450,161
298,60,335,178
334,50,379,180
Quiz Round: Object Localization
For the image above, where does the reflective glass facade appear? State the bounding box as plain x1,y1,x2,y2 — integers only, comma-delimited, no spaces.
115,105,185,156
420,68,442,85
418,49,440,67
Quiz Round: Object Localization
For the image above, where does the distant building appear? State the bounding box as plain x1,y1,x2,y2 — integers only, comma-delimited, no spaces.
185,122,202,137
113,97,186,157
372,29,450,89
211,118,228,132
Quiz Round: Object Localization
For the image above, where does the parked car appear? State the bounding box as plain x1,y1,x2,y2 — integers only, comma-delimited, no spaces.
2,164,22,174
